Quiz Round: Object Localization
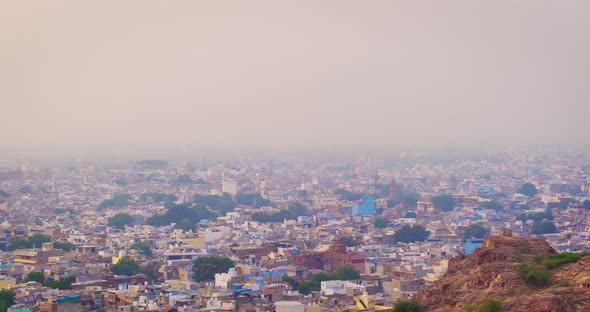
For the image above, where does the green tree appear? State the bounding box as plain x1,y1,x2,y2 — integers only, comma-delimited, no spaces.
140,192,178,203
333,264,360,280
288,202,311,217
401,194,419,208
113,178,128,186
480,200,503,212
19,185,33,194
518,183,538,197
175,218,196,232
405,212,417,218
394,225,430,243
517,211,553,222
192,256,235,282
131,241,152,256
432,195,456,211
53,241,76,251
26,271,45,283
251,209,295,223
8,234,51,251
147,203,215,227
111,256,140,276
108,213,134,229
0,189,9,197
99,194,132,209
463,223,490,240
0,289,15,312
393,300,421,312
45,276,75,289
582,200,590,209
518,264,550,287
236,193,271,208
342,236,360,247
177,174,193,184
531,221,557,234
193,194,235,215
282,274,297,289
373,216,389,228
335,189,364,201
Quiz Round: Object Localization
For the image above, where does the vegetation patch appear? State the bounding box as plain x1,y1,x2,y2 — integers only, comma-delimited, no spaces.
541,252,590,269
518,264,551,287
463,298,502,312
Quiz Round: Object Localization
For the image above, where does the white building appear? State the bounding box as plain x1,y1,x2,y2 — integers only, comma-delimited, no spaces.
215,267,238,289
222,179,238,196
320,280,366,296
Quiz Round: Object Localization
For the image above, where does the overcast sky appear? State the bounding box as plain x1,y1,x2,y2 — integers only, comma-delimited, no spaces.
1,1,589,155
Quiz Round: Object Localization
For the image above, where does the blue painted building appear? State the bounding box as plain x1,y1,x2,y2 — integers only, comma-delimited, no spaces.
352,196,376,216
465,239,484,254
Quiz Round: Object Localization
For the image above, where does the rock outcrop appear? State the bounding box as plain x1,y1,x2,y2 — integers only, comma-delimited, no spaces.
414,232,590,312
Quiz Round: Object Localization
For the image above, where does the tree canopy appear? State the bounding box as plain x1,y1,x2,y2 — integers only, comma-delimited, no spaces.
112,256,140,276
288,202,311,217
463,223,490,240
531,221,557,234
108,213,134,229
432,195,456,211
405,211,417,218
53,241,76,251
0,289,15,312
177,174,193,184
335,189,365,201
296,265,360,294
394,225,430,243
332,264,360,280
140,192,177,203
236,192,272,207
518,183,538,197
192,256,235,282
19,185,33,194
193,193,235,215
251,209,295,223
480,200,503,212
516,211,553,222
147,203,215,226
393,300,422,312
342,236,360,247
373,216,389,228
175,218,196,232
99,194,132,209
131,241,152,256
113,178,128,186
583,200,590,209
44,276,75,289
26,271,44,283
8,234,51,250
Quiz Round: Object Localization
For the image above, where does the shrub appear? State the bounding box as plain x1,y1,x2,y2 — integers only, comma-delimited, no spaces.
479,299,502,312
518,264,551,287
393,300,421,312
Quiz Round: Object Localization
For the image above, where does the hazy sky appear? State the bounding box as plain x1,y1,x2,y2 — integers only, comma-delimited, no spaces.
1,1,589,154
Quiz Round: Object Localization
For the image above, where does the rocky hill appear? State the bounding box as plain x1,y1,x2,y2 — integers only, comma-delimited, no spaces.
414,231,590,312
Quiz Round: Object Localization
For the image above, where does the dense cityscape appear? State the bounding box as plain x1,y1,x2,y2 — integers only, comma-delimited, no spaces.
3,1,590,311
0,149,588,311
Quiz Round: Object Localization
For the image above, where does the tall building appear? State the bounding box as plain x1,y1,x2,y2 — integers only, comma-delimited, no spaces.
222,179,237,196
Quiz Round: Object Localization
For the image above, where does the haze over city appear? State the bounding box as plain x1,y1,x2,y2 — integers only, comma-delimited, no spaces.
3,2,590,312
2,0,590,159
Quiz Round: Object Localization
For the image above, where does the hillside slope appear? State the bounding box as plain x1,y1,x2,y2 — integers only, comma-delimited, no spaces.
414,231,590,312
